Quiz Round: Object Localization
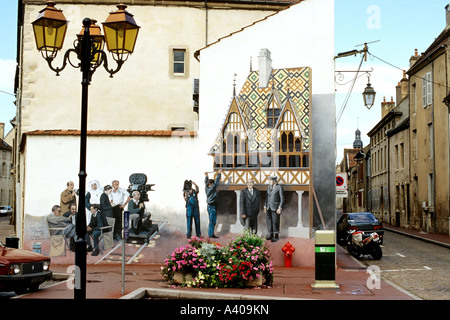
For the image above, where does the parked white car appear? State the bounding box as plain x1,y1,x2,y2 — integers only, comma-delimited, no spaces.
0,206,12,216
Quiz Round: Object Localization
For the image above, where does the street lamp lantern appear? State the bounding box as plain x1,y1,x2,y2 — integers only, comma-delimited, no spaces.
102,3,140,62
362,78,376,109
31,1,68,59
77,19,105,66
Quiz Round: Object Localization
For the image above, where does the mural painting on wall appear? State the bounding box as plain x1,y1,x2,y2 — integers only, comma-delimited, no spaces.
208,63,312,237
209,66,312,187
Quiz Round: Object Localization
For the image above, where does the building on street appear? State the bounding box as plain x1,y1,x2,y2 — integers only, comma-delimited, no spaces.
407,6,450,234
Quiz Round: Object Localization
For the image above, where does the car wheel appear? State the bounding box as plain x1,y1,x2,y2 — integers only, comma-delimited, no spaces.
13,286,29,295
29,283,40,292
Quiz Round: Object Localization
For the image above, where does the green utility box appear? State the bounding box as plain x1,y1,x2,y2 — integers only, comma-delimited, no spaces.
312,230,339,289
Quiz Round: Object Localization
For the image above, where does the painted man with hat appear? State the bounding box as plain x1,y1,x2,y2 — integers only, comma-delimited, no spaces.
264,175,284,242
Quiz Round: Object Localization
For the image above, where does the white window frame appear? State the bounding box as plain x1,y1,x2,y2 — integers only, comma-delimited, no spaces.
422,71,432,107
169,46,189,78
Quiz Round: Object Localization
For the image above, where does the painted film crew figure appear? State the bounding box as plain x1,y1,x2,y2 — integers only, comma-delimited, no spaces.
60,181,77,215
240,179,260,234
110,180,131,241
205,169,222,238
127,190,151,234
183,179,201,239
264,176,284,242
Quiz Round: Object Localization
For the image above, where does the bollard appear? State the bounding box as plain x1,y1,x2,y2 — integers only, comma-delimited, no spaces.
282,242,295,267
312,230,339,289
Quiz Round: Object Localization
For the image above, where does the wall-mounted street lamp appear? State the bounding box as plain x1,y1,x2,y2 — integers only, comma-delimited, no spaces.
31,1,139,300
335,42,377,113
362,76,376,109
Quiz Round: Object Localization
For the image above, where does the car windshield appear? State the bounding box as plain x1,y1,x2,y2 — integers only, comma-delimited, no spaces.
348,213,378,223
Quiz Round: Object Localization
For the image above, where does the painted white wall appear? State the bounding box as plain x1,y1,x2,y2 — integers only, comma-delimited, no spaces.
24,134,207,227
197,0,335,142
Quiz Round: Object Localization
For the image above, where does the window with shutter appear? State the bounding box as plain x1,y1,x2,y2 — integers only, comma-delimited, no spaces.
426,72,432,106
422,75,427,107
422,71,432,107
193,78,199,113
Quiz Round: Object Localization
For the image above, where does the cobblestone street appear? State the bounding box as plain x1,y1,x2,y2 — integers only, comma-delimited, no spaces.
350,230,450,300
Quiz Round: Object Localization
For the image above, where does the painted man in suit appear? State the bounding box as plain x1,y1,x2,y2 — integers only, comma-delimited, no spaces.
240,179,260,234
264,176,284,242
127,190,151,235
128,190,145,234
87,204,109,256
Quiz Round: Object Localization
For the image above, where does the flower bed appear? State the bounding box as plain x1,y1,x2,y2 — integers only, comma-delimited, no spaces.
161,232,274,288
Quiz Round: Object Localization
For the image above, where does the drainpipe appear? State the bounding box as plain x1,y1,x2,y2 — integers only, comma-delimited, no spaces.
445,44,450,236
205,0,208,45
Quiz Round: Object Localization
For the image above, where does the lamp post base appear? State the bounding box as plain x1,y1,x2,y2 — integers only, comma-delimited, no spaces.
74,239,87,299
311,280,340,290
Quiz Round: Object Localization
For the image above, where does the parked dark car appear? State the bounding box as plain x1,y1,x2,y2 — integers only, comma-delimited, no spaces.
0,206,12,217
0,244,52,294
337,212,384,245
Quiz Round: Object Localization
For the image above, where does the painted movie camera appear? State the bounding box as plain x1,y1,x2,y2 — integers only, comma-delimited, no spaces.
127,173,155,203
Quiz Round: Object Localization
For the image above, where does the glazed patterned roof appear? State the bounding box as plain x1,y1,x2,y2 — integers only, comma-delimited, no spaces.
210,67,311,154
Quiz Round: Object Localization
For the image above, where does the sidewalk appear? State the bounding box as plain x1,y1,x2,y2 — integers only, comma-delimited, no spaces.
13,245,417,301
383,223,450,249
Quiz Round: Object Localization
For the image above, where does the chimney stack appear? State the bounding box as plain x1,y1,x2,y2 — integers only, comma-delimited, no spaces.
0,123,4,140
410,48,420,67
258,48,272,88
381,96,395,118
446,4,450,28
396,70,408,105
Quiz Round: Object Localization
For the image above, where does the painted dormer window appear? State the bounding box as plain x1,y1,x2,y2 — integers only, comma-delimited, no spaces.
221,112,247,168
274,107,305,168
266,93,281,128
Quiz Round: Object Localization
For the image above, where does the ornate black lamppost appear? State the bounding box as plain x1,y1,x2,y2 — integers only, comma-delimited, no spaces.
31,1,139,300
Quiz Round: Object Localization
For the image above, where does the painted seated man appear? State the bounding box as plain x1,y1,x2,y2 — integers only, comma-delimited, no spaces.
127,191,151,234
86,204,109,256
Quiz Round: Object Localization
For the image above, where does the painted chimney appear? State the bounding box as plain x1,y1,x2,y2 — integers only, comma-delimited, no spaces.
258,48,272,88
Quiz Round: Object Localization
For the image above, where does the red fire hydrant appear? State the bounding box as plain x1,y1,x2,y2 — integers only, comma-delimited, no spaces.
282,242,295,267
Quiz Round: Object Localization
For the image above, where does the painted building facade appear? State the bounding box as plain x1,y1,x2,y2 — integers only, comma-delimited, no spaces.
207,59,312,237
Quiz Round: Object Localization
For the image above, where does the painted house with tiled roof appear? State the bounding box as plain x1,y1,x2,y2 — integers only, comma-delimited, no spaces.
209,64,311,186
204,59,314,238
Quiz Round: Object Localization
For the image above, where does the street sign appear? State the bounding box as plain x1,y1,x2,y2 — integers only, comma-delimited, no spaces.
336,173,347,198
123,211,130,240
